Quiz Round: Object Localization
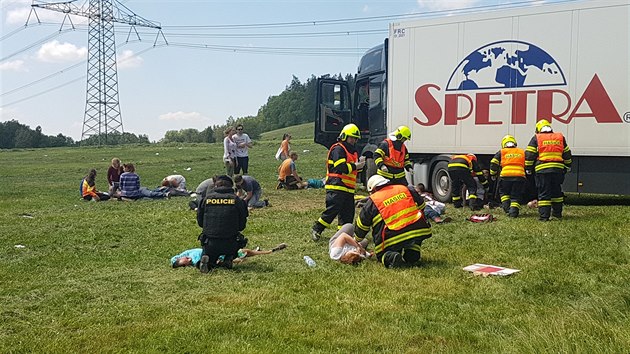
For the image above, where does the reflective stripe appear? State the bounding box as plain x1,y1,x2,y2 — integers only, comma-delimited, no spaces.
510,202,521,208
538,200,552,206
452,196,461,201
356,217,370,231
551,197,564,203
326,142,358,193
375,228,432,253
537,133,564,162
333,159,347,167
448,162,470,169
501,195,510,202
500,147,525,177
382,139,406,168
327,173,356,188
370,185,421,231
325,184,355,193
535,162,566,172
317,218,331,228
383,205,420,230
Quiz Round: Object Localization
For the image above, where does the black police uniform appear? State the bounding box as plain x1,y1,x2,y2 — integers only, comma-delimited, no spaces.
197,185,249,268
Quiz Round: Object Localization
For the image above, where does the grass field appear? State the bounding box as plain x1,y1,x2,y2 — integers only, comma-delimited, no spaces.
1,139,629,353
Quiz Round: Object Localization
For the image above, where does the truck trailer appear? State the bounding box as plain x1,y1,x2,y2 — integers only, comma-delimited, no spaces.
314,0,630,202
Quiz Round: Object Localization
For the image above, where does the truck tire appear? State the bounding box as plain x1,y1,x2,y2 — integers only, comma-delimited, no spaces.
431,161,451,203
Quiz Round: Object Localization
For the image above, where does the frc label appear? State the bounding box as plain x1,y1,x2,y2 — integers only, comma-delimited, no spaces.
393,28,405,38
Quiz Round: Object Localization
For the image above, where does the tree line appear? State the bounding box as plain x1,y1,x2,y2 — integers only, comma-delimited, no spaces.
1,73,352,148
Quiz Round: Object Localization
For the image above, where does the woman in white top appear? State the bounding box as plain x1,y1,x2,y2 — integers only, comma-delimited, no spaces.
223,127,237,177
329,223,370,265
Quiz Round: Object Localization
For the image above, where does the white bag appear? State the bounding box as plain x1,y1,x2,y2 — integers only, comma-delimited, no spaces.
275,147,283,160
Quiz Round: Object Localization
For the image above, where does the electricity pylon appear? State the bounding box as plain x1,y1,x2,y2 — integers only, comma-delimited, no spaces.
29,0,164,144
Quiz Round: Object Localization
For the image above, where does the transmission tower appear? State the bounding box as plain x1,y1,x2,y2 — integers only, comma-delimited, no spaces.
29,0,164,144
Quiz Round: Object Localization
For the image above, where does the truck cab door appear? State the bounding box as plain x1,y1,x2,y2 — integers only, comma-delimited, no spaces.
314,79,352,149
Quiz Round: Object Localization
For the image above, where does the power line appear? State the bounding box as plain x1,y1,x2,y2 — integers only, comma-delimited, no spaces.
161,0,581,29
164,42,367,56
0,28,75,62
1,45,160,108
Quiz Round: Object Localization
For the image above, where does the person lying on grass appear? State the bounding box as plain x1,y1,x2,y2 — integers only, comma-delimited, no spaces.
171,244,288,269
329,223,371,265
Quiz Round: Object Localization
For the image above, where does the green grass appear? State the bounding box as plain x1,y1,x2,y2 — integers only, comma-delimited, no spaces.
1,139,629,353
259,122,314,141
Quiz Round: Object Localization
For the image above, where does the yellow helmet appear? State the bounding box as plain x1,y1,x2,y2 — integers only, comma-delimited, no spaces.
535,119,552,133
339,123,361,141
391,125,411,141
501,135,517,148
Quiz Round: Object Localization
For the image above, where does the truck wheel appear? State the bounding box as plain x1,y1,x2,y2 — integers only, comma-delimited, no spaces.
431,161,451,203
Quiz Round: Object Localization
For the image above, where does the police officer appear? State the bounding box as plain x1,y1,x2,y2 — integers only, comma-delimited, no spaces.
311,123,365,241
354,175,432,268
197,175,249,273
490,135,526,217
374,125,413,185
448,153,488,210
525,119,572,221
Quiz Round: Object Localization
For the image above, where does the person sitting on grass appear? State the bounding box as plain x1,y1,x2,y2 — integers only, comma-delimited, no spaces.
171,244,287,268
119,163,169,200
107,157,124,196
414,183,452,224
277,151,308,190
81,169,111,201
329,223,370,265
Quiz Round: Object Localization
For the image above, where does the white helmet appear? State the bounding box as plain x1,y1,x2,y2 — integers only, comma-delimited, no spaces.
367,175,389,192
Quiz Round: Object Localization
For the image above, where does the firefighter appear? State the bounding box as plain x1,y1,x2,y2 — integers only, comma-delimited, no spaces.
448,153,488,210
197,175,249,273
374,125,413,185
525,119,572,221
490,135,526,217
311,124,366,241
354,175,432,268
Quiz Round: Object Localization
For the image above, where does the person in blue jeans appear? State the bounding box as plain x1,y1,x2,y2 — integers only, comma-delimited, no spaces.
234,174,268,208
119,163,168,200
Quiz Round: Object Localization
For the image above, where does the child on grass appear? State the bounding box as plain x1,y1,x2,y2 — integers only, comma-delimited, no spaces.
171,244,287,269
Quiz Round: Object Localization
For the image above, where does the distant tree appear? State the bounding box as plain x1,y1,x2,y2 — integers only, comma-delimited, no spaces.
80,132,149,146
201,126,214,143
14,128,35,148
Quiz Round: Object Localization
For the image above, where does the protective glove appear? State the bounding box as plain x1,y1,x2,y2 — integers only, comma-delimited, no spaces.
405,165,412,172
380,165,389,173
526,170,532,175
565,167,571,173
355,160,366,170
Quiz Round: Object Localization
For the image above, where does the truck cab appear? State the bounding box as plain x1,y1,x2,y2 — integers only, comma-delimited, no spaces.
314,41,389,183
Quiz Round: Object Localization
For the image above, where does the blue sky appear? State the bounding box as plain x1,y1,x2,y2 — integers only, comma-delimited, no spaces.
1,0,561,141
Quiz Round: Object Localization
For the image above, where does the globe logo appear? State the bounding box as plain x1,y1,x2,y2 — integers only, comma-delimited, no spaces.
446,40,567,91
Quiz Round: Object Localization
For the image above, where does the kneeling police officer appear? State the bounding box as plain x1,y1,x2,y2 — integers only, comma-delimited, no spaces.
197,175,249,273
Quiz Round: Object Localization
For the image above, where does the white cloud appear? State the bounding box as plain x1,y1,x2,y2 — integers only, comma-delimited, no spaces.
0,60,27,72
363,5,370,12
417,0,479,11
117,50,143,69
158,111,209,123
6,5,66,25
37,40,87,63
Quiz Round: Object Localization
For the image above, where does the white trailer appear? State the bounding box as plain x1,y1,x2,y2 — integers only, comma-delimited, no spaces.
315,0,630,201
